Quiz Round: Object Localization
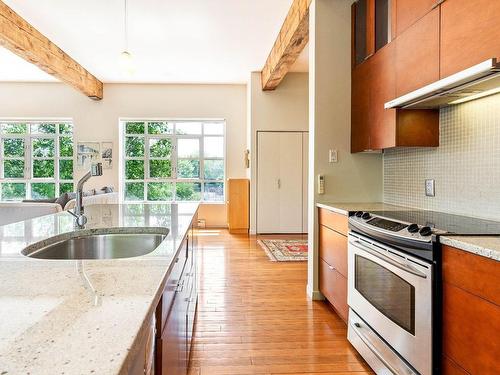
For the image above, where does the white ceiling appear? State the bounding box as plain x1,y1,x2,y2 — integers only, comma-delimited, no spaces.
0,0,308,84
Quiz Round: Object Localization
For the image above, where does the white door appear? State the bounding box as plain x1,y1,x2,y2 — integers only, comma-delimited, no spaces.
257,132,306,234
302,132,309,233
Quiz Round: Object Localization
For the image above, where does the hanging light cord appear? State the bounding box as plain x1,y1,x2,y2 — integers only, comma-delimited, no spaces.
123,0,128,52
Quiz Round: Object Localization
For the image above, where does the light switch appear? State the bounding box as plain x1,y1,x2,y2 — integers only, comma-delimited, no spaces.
329,149,338,163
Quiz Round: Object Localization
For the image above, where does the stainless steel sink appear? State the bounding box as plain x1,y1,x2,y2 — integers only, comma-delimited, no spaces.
22,228,169,260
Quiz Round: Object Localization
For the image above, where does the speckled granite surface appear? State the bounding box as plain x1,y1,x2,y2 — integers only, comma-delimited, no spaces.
440,236,500,261
0,203,198,375
316,202,409,215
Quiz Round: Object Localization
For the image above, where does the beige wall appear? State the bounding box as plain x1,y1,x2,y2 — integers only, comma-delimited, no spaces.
248,72,309,234
307,0,383,299
0,82,247,227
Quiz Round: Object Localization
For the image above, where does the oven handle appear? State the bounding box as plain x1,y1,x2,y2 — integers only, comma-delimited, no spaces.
350,320,406,375
349,240,427,279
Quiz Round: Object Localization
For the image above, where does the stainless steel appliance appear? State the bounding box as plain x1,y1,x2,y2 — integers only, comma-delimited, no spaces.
347,210,500,375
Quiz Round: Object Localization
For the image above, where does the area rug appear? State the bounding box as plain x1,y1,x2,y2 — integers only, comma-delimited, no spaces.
257,239,308,262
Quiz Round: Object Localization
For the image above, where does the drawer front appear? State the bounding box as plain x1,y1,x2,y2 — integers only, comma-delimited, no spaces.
319,225,348,277
319,259,348,322
443,282,500,374
443,245,500,305
318,208,348,236
160,254,187,331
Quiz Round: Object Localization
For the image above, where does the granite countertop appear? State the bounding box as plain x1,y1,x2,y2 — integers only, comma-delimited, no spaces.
316,201,410,215
0,203,198,375
440,236,500,261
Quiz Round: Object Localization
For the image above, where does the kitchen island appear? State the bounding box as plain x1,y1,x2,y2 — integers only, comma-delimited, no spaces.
0,203,198,375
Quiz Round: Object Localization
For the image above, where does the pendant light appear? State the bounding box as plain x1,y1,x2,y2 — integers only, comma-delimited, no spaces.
120,0,135,74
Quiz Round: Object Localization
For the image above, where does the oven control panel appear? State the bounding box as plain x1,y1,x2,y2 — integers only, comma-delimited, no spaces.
349,211,442,243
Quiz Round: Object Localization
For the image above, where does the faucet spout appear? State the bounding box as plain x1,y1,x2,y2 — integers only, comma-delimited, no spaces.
71,162,103,228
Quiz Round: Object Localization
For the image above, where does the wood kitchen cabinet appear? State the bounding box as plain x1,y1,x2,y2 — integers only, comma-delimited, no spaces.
442,245,500,374
393,0,437,37
395,7,440,96
440,0,500,78
318,208,349,323
155,218,198,375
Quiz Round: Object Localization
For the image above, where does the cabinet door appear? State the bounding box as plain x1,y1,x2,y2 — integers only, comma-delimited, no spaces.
369,42,396,149
351,61,371,152
394,0,437,36
440,0,500,78
395,7,440,96
319,259,348,322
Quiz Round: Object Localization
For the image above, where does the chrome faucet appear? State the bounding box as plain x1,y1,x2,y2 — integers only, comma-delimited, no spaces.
69,163,103,227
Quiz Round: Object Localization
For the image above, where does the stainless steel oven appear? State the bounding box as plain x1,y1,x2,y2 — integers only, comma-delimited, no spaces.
348,231,433,375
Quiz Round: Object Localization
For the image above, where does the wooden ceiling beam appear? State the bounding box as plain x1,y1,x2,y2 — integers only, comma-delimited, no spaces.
0,1,103,100
261,0,311,91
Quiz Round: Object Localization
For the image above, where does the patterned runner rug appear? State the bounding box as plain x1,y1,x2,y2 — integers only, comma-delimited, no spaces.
257,239,308,262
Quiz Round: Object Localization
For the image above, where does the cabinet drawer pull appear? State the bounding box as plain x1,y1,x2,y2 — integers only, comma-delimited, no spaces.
328,265,335,271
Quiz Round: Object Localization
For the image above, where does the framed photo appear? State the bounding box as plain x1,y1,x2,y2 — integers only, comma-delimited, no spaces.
101,142,113,169
77,142,100,170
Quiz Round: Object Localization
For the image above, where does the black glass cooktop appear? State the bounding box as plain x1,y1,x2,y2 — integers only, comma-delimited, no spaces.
369,210,500,235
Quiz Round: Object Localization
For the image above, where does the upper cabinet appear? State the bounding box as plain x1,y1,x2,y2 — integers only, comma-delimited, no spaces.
440,0,500,78
395,7,440,96
393,0,438,37
353,0,369,65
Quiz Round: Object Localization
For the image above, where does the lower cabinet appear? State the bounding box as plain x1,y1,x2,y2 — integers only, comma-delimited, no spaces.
318,208,349,323
155,220,198,375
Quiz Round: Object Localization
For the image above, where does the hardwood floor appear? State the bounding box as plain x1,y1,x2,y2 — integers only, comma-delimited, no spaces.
189,229,373,375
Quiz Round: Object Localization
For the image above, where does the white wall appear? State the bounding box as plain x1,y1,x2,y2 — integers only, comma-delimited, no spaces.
307,0,383,299
0,82,247,226
248,72,309,234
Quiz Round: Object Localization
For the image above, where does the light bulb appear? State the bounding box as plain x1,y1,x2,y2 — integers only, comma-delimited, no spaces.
120,50,135,75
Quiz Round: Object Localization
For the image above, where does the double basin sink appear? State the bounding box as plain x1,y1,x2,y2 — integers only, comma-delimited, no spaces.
21,228,169,260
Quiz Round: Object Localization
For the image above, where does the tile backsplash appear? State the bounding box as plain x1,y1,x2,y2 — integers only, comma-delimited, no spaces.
383,93,500,221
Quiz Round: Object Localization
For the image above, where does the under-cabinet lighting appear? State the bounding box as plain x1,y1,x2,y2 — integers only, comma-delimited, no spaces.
449,86,500,105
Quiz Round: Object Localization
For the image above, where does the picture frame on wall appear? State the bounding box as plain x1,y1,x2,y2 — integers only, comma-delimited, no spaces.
101,142,113,169
77,142,100,170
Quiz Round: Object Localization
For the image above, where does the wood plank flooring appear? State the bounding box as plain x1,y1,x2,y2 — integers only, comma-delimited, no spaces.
188,230,373,375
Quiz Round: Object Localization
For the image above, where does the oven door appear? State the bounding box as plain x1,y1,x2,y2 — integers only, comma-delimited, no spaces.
348,232,433,375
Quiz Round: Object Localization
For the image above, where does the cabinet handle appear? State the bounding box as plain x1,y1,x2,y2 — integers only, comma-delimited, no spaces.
328,265,334,271
277,179,281,189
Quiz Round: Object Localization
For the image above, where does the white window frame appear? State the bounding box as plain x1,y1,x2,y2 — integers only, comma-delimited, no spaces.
0,119,75,200
120,119,226,203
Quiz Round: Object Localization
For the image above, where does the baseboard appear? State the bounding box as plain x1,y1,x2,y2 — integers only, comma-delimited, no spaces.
306,284,324,300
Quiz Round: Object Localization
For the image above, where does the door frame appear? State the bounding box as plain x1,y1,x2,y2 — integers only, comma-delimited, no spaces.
256,130,309,234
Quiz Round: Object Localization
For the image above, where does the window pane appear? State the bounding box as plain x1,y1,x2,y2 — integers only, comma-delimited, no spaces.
126,122,145,134
125,160,144,179
204,182,224,202
33,160,55,178
3,138,24,157
33,138,55,157
3,160,24,178
147,182,174,201
204,122,224,135
176,182,201,201
1,183,26,200
125,182,144,201
176,122,202,135
59,137,73,157
2,123,27,134
125,137,144,157
59,160,73,180
204,159,224,180
148,122,172,134
204,137,224,158
149,138,172,158
178,138,199,158
150,160,172,178
59,183,74,194
31,183,56,199
59,123,73,134
31,123,56,134
178,159,200,178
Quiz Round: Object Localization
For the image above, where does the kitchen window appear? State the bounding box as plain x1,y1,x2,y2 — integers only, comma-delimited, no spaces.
121,120,225,202
0,121,74,201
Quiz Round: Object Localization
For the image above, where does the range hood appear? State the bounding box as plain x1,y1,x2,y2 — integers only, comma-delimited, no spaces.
385,59,500,109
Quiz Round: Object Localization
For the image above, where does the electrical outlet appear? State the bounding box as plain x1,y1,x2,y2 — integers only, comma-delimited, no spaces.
425,179,435,197
329,149,338,163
